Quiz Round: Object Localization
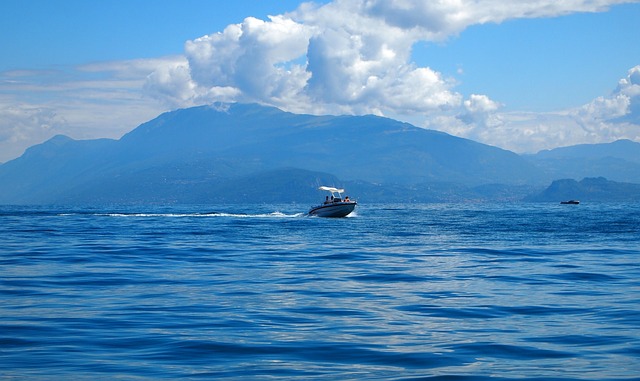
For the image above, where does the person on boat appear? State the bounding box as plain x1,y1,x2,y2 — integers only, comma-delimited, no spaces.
345,196,350,202
324,196,330,204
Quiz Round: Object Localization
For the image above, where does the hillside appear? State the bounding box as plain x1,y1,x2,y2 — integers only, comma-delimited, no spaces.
0,103,546,204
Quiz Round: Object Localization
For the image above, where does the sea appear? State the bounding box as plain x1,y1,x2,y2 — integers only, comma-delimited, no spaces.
1,202,639,381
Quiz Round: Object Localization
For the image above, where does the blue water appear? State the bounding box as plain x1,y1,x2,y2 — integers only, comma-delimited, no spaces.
1,203,639,380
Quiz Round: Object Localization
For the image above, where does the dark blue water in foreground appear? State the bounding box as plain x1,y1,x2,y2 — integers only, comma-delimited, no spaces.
1,203,639,380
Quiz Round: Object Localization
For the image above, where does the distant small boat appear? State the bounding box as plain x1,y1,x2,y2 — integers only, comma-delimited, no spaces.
308,186,357,217
560,200,580,205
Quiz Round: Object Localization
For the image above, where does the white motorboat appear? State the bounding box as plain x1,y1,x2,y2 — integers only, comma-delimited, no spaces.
308,186,357,217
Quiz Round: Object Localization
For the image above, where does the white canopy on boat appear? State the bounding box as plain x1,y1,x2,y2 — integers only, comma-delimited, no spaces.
318,186,344,193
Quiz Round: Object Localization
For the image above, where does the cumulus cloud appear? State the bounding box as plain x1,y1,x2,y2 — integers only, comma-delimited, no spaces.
137,15,315,112
612,65,640,123
571,66,639,124
459,94,501,123
146,0,635,117
438,66,640,153
144,0,481,114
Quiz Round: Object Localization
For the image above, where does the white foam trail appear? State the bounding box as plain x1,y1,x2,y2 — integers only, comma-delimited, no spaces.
199,212,305,218
100,212,305,218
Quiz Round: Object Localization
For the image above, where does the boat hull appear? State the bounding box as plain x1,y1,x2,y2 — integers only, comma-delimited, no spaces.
308,202,357,218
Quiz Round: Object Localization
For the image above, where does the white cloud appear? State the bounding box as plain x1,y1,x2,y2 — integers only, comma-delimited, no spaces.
189,16,312,101
613,65,640,123
436,66,640,153
365,0,631,32
459,94,501,123
577,94,630,121
146,0,637,120
144,59,199,107
574,66,640,122
146,0,466,115
0,102,67,162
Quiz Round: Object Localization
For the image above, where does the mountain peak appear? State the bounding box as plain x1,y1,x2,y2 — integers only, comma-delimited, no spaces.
20,134,75,160
48,134,75,144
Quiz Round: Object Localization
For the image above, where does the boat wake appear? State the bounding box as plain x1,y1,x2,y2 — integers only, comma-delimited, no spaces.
201,211,305,218
98,211,305,218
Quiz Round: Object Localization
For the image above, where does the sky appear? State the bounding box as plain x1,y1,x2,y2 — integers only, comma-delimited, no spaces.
1,0,639,163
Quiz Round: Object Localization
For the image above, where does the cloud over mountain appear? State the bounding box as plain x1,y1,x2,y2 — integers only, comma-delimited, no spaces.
1,0,637,163
143,0,638,155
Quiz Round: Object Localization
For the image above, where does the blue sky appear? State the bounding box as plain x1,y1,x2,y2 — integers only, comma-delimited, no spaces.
1,1,307,69
1,0,639,162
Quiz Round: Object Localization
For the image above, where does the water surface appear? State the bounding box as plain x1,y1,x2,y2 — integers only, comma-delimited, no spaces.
1,203,639,380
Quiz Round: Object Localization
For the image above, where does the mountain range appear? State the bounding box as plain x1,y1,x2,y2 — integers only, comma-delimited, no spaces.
1,103,639,204
523,139,640,185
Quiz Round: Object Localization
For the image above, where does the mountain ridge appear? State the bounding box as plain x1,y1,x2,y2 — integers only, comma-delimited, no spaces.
525,139,640,183
0,103,638,204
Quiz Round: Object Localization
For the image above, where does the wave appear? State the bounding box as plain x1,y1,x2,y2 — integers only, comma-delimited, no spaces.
3,203,640,381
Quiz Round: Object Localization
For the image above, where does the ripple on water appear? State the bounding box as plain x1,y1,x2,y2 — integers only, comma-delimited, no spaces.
1,203,639,380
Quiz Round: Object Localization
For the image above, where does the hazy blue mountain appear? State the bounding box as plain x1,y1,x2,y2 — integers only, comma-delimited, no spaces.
0,103,547,204
525,140,640,183
113,103,544,186
0,135,118,204
525,177,640,202
0,103,636,204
